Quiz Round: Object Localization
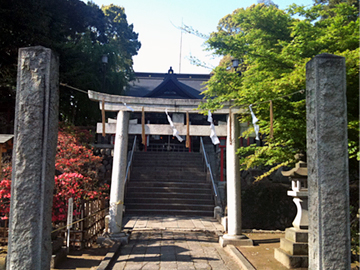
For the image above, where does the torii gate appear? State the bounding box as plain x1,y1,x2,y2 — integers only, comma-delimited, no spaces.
88,90,253,246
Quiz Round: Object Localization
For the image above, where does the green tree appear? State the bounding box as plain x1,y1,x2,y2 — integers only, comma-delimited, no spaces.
0,0,101,129
257,0,279,8
0,0,141,127
201,3,359,176
314,0,358,10
57,4,141,125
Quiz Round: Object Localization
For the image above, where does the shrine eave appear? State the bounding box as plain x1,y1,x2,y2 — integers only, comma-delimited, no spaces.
88,90,243,114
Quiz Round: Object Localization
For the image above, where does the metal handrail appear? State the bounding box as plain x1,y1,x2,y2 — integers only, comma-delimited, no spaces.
199,137,223,208
125,136,137,185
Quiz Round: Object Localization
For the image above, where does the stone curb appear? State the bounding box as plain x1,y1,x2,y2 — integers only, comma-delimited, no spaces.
131,227,223,233
224,245,256,270
243,229,285,234
96,243,122,270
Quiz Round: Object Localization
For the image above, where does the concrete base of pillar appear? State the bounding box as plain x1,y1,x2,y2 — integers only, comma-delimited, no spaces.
219,234,253,247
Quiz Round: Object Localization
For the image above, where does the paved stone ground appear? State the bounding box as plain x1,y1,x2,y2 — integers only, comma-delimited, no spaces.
108,215,239,270
111,230,240,270
122,215,224,232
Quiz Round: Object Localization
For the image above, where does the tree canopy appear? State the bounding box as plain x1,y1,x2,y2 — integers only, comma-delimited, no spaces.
201,2,359,177
0,0,141,127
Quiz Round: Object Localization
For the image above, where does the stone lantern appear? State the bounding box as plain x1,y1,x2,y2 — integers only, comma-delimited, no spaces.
274,161,308,269
283,161,308,229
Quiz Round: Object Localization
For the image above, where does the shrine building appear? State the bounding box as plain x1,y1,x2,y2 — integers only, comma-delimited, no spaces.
96,67,259,151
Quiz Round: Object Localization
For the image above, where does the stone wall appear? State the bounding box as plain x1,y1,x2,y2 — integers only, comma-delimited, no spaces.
94,148,113,185
241,181,296,230
240,167,298,230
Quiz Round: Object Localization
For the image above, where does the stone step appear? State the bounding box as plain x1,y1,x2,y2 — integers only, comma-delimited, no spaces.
134,152,202,158
130,172,207,181
126,203,214,211
131,172,206,180
127,181,211,188
133,160,204,167
125,209,213,217
131,166,205,173
127,151,213,217
274,248,308,269
126,192,213,200
129,177,207,183
126,186,212,194
125,197,214,205
280,238,308,256
285,227,308,243
131,166,206,172
133,157,203,164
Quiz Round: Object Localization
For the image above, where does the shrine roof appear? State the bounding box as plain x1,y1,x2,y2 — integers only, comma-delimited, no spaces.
124,68,210,99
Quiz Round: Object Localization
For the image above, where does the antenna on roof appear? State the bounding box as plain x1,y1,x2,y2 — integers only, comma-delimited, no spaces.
179,18,183,74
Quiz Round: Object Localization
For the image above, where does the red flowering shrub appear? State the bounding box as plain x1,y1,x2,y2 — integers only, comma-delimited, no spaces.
56,125,101,178
0,124,109,222
0,164,12,220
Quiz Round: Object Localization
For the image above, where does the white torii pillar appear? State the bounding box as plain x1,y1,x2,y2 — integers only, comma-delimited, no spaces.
109,110,129,234
220,112,253,247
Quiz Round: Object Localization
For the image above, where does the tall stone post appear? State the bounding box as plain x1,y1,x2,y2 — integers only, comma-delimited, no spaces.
7,46,59,270
220,113,252,247
306,53,351,269
109,110,129,234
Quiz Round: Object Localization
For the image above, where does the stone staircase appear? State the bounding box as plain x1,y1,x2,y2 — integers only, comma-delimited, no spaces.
125,151,214,216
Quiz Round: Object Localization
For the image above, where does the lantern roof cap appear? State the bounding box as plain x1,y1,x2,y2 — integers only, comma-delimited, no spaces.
0,134,13,144
282,161,307,177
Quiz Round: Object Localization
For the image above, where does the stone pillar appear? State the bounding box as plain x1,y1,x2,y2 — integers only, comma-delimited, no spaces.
226,113,241,236
109,110,129,234
306,53,350,269
7,46,59,270
220,113,252,247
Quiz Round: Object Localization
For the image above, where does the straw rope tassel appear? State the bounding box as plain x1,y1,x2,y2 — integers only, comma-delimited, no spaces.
101,98,105,137
186,112,190,148
269,100,274,139
141,107,146,145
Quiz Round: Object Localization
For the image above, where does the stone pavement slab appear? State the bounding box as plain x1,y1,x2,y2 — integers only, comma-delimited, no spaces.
122,215,224,233
110,230,239,270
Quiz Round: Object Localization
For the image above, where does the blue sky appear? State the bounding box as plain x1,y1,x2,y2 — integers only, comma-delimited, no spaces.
88,0,314,74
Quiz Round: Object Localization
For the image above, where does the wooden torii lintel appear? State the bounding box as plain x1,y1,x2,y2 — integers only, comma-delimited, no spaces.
88,90,243,114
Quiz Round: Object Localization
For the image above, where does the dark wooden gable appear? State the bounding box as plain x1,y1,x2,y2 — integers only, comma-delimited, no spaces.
144,68,200,99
